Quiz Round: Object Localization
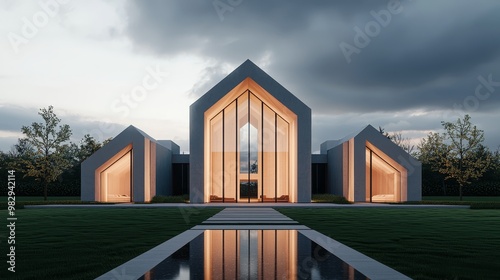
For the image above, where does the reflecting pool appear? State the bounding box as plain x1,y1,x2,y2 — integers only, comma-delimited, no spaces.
138,230,369,280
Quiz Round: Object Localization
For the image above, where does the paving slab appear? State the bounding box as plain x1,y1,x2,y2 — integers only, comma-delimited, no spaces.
202,207,297,226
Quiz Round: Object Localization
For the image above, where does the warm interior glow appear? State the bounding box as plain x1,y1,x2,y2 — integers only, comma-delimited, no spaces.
149,141,156,200
204,230,296,279
365,142,407,202
144,139,151,202
98,148,132,202
342,142,349,199
204,78,297,203
348,139,355,201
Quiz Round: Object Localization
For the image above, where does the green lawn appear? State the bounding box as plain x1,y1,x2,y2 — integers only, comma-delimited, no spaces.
278,208,500,280
0,207,221,280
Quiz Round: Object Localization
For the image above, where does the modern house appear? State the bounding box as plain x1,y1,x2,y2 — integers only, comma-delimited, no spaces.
81,60,421,203
320,125,421,202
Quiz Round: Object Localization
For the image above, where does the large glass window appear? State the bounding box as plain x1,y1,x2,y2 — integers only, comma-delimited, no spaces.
366,147,400,202
209,90,289,202
224,101,237,202
276,116,289,202
262,105,276,202
210,113,223,202
100,150,131,202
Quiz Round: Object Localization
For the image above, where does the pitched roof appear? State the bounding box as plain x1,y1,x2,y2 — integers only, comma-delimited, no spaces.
190,59,310,113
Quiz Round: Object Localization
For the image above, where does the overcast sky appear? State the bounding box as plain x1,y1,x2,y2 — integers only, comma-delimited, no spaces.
1,0,499,153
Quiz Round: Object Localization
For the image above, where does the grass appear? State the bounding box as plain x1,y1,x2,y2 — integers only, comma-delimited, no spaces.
0,207,221,280
278,207,500,280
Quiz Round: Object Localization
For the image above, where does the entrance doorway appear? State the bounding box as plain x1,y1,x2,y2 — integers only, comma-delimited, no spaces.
209,90,290,203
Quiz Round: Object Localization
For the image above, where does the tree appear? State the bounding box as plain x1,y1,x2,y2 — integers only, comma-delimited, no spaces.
60,134,110,190
494,147,500,179
417,132,447,165
0,151,9,172
77,134,109,163
20,106,72,200
426,115,491,200
478,145,500,183
417,132,449,194
379,127,415,154
10,138,35,158
494,147,500,172
8,138,35,168
378,126,391,139
390,131,415,155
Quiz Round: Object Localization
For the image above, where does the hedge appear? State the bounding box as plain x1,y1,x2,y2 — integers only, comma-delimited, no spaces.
0,178,80,196
422,182,500,196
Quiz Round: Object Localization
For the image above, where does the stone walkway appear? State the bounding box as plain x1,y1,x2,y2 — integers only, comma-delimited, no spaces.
96,207,411,280
202,207,295,224
193,207,309,230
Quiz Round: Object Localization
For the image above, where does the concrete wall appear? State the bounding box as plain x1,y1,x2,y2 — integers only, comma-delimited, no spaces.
158,140,180,155
326,144,344,196
296,111,312,203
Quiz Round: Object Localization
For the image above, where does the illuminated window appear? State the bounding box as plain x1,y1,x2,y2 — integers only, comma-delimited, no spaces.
100,150,132,202
210,113,223,201
208,90,291,202
365,147,401,202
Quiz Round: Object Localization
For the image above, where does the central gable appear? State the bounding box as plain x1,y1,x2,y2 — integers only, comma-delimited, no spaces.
189,59,311,203
190,60,309,118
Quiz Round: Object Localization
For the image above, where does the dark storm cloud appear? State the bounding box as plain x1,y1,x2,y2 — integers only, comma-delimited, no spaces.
125,1,386,59
312,112,500,153
124,0,500,115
